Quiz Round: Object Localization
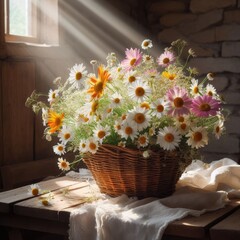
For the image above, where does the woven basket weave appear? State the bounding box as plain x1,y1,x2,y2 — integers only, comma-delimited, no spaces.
83,144,192,198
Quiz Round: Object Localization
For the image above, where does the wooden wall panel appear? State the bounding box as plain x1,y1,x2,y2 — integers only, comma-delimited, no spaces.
2,61,35,165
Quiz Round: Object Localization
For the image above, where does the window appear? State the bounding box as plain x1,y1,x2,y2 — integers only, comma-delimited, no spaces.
4,0,59,45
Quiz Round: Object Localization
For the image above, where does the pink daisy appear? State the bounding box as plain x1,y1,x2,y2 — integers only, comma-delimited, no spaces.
191,95,221,117
167,87,192,116
157,50,175,67
121,48,142,71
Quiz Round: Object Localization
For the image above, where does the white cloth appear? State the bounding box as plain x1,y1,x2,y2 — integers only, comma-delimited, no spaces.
69,158,240,240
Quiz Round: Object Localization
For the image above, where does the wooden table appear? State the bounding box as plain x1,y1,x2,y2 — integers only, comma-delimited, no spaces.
0,176,239,240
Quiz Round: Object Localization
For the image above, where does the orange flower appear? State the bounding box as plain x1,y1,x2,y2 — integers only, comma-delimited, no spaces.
87,65,110,99
48,111,64,133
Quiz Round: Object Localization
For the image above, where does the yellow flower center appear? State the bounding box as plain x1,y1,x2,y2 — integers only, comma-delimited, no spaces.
125,126,133,135
135,87,145,97
130,58,136,66
52,93,56,99
164,133,174,142
143,41,149,47
81,143,86,148
61,161,67,168
58,146,63,151
54,117,61,125
128,76,136,83
140,102,150,109
145,56,151,61
193,87,199,94
208,91,213,96
64,133,70,140
114,98,120,104
193,132,202,142
75,72,82,80
163,58,170,64
200,103,211,111
178,116,184,122
41,199,49,206
134,113,145,124
169,74,175,80
32,188,39,196
89,142,97,150
139,136,147,144
174,97,184,108
157,104,164,112
180,123,187,130
98,130,106,139
122,114,127,120
94,81,103,93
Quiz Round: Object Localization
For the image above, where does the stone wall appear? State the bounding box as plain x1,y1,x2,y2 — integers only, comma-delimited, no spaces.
146,0,240,162
110,0,240,162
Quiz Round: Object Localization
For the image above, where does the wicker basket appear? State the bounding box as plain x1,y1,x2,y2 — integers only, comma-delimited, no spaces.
83,144,192,198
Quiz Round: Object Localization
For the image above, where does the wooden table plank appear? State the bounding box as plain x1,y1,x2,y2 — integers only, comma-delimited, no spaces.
0,213,69,236
210,206,240,240
164,202,240,239
0,176,82,213
14,181,94,222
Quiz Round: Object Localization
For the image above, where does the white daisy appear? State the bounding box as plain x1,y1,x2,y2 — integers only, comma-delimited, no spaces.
58,125,73,144
175,120,190,135
137,133,149,147
206,84,217,98
190,78,202,96
157,126,181,151
28,184,41,196
141,39,153,49
151,98,170,118
68,63,87,89
78,100,98,119
93,125,110,143
126,107,150,131
119,121,137,141
128,80,152,103
79,140,88,153
75,111,90,124
142,54,154,64
186,127,208,149
53,143,66,155
86,138,99,154
174,115,191,134
124,70,138,85
110,93,123,107
213,120,224,139
114,120,122,134
48,89,59,103
57,157,70,171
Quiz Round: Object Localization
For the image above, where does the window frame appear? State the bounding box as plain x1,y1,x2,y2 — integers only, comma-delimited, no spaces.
4,0,59,46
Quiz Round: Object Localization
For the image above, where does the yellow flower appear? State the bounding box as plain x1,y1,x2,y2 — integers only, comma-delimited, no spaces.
48,110,64,133
87,65,110,99
162,71,176,81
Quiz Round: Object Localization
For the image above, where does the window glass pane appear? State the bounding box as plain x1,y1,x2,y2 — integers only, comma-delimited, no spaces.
9,0,33,37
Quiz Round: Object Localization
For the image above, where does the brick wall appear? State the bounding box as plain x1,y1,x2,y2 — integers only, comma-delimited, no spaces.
112,0,240,162
148,0,240,162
